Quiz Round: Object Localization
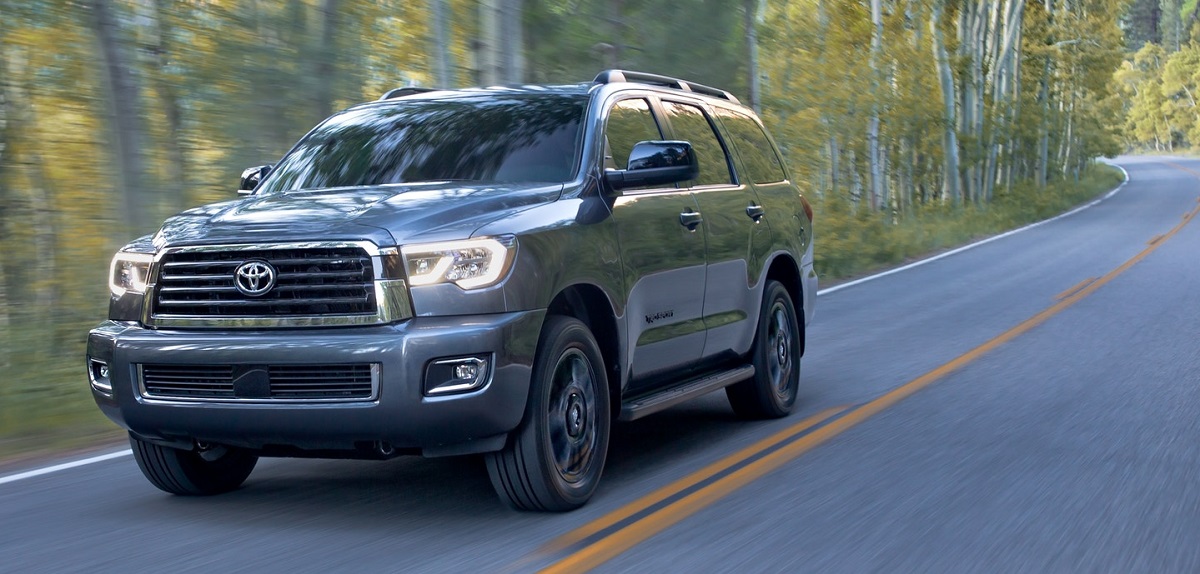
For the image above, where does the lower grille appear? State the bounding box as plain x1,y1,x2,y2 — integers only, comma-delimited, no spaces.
139,364,378,402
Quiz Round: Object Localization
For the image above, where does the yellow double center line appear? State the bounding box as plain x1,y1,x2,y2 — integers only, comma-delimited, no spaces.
533,166,1200,573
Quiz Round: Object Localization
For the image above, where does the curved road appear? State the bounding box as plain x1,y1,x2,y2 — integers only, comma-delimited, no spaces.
2,156,1197,572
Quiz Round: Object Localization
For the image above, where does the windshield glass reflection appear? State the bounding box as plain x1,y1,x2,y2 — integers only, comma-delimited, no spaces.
260,94,587,193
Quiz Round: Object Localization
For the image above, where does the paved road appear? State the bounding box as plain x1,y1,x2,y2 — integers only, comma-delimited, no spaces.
2,157,1197,573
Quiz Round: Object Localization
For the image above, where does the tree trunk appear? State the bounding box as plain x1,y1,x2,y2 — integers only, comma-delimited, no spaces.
148,0,190,215
1036,0,1054,188
89,0,151,236
867,0,884,211
432,0,453,87
0,47,12,341
314,0,338,120
957,0,987,204
1060,84,1076,177
931,0,961,204
985,0,1024,202
744,0,761,112
478,0,499,84
608,0,624,68
479,0,524,84
501,0,524,83
829,135,840,196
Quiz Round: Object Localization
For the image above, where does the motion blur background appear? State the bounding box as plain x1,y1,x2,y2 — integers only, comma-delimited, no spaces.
0,0,1194,458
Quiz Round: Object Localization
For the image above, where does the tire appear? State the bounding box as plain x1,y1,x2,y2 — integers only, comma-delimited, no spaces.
726,280,802,419
486,316,611,511
130,435,258,496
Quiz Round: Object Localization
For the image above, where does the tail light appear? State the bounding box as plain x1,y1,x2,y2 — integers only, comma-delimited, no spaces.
799,194,814,223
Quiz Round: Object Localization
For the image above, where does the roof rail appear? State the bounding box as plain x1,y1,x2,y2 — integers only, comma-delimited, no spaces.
594,70,740,104
379,87,439,100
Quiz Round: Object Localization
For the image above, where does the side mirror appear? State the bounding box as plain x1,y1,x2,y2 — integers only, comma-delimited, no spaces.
604,141,698,191
238,165,273,195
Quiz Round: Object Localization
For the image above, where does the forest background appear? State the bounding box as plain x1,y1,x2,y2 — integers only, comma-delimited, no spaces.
0,0,1194,457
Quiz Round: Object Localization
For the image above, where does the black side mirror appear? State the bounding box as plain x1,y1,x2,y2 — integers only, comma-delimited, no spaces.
604,141,698,192
238,165,273,195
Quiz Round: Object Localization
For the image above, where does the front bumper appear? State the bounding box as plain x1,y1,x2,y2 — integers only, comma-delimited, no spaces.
86,310,544,457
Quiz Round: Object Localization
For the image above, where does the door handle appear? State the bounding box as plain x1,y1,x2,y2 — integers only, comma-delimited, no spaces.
679,210,703,231
745,205,765,222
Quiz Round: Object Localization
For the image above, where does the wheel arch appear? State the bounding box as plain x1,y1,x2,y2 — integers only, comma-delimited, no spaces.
763,253,805,357
545,283,624,415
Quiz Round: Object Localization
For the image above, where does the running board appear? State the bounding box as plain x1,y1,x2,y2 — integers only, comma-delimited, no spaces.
619,365,756,421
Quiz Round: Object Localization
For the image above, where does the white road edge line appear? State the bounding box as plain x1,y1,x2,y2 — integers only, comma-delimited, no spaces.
0,449,132,486
817,163,1130,296
0,164,1135,488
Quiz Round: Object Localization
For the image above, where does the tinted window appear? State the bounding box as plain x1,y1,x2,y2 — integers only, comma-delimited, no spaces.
259,95,586,192
605,98,663,171
662,101,733,187
715,107,787,184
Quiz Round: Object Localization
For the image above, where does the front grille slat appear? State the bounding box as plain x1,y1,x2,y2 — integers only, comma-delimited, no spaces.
161,261,240,269
269,377,374,382
157,296,369,307
151,247,377,319
276,271,366,280
140,364,377,402
157,286,239,294
159,273,232,282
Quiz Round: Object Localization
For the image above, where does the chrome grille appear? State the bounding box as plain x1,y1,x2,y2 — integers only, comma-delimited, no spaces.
140,364,378,402
152,247,376,318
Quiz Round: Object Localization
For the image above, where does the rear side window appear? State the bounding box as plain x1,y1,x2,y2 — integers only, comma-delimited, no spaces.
714,108,787,184
662,101,733,187
604,98,663,171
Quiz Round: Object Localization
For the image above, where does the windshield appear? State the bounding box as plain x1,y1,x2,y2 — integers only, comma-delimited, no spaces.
258,94,587,193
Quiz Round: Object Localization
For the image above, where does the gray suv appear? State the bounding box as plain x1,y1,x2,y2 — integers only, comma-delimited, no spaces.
88,70,817,511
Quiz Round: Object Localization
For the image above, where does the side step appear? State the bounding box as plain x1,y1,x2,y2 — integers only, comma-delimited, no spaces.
619,365,756,421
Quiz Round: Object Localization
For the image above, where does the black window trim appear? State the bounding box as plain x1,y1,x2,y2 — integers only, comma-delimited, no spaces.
597,92,682,197
655,97,740,190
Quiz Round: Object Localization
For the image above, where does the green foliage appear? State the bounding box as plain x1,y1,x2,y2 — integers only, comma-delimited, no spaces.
0,0,1133,461
1112,40,1200,150
814,164,1124,280
524,0,748,94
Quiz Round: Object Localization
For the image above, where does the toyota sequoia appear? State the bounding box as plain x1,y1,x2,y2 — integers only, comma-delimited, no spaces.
87,70,817,511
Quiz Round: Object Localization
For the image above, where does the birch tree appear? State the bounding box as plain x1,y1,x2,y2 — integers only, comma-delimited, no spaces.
867,0,884,210
931,0,961,204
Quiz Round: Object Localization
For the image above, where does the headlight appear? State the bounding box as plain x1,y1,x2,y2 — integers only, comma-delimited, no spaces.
402,237,515,289
109,252,154,297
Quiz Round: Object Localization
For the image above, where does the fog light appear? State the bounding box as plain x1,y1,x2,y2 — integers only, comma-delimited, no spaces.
425,355,491,396
454,363,479,380
88,359,113,394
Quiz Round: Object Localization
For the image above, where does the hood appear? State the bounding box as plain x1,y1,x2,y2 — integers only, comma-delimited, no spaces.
153,182,564,248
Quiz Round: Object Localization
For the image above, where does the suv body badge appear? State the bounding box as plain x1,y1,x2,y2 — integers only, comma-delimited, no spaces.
234,260,277,296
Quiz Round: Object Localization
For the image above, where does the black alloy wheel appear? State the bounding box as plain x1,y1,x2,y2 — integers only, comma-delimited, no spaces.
726,280,802,419
486,316,611,511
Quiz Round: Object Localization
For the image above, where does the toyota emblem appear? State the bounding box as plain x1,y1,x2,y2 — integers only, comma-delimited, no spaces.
234,260,277,297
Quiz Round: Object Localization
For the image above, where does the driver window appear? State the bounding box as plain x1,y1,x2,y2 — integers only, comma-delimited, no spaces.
605,99,663,172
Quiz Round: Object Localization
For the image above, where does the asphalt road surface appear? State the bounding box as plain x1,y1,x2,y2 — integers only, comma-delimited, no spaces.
2,156,1197,573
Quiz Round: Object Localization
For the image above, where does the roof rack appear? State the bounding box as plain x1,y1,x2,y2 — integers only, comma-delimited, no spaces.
379,87,440,100
593,70,740,104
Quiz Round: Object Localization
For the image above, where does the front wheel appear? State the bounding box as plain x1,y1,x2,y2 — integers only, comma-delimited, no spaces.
130,435,258,495
726,280,802,419
486,316,611,511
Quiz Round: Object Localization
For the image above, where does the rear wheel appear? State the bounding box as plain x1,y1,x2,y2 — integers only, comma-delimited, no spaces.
130,435,258,495
726,280,802,419
486,316,611,511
